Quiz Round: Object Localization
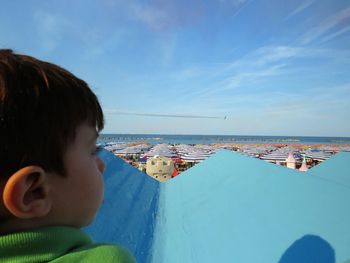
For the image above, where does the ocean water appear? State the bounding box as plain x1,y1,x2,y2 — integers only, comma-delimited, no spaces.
98,134,350,145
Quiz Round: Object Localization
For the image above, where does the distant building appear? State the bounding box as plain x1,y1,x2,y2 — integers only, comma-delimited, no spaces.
146,156,174,182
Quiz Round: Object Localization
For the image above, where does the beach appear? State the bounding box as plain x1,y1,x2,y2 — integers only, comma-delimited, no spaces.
100,138,350,180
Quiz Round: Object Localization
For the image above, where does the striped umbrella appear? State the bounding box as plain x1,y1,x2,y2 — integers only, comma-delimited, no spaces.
304,150,332,162
260,148,302,163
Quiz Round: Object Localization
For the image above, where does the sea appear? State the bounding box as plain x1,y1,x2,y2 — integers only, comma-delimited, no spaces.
98,134,350,146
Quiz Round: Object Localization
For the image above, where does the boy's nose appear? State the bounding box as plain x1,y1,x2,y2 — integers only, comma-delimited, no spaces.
97,156,105,174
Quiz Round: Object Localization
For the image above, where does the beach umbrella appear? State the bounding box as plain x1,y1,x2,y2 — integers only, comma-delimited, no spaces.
172,169,179,177
172,158,183,163
339,145,350,152
146,144,178,158
180,150,212,163
260,147,302,163
286,152,296,169
181,155,207,163
305,150,332,162
299,155,308,172
104,143,126,152
138,157,148,163
240,145,275,158
114,146,144,155
146,150,177,158
260,152,290,162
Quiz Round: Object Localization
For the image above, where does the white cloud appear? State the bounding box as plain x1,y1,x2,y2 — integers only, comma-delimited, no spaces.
226,46,303,70
285,0,316,20
320,25,350,43
299,7,350,45
219,0,251,19
261,82,350,116
120,0,204,31
197,46,305,97
218,82,350,136
131,3,169,31
217,63,287,92
175,44,350,130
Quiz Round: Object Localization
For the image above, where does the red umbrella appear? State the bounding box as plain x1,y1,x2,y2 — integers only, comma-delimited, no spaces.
172,157,183,163
172,169,179,177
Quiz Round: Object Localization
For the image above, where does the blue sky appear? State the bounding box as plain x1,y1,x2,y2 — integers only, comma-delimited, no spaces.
1,0,350,136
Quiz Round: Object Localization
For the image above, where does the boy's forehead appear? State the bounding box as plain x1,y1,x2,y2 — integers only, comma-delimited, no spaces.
76,124,98,142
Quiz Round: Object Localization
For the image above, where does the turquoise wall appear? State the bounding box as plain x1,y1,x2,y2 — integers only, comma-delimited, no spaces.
85,149,350,263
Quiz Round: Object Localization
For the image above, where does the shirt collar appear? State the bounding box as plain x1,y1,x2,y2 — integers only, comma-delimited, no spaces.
0,226,92,262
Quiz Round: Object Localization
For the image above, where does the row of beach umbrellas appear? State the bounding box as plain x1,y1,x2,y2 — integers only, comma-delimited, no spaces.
103,142,338,165
144,144,178,158
260,147,303,162
175,144,215,163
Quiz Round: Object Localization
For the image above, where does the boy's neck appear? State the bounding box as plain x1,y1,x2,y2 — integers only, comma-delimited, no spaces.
0,216,58,236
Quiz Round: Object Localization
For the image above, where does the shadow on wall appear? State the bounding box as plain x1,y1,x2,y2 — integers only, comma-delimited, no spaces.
84,149,160,263
279,235,335,263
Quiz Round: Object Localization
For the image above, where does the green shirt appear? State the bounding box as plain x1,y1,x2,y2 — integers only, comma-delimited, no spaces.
0,226,135,262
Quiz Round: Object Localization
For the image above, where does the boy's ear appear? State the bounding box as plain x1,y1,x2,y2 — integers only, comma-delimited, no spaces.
2,166,52,219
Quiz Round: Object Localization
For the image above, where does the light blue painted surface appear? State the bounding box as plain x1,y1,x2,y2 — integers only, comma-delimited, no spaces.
152,150,350,263
85,149,350,263
84,149,160,263
307,152,350,187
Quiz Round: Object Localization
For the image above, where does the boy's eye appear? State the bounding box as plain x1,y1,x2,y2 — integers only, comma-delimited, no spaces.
92,146,102,155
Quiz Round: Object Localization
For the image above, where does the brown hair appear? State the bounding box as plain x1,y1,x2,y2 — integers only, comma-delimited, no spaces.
0,49,104,179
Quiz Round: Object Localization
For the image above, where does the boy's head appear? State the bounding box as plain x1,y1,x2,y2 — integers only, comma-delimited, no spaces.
0,49,105,233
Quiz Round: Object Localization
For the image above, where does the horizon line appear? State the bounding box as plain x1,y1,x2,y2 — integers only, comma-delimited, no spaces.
99,133,350,139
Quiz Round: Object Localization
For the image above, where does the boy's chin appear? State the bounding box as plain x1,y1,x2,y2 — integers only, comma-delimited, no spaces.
79,215,97,228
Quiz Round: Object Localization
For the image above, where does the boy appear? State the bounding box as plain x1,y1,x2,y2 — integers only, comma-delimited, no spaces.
0,49,135,262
